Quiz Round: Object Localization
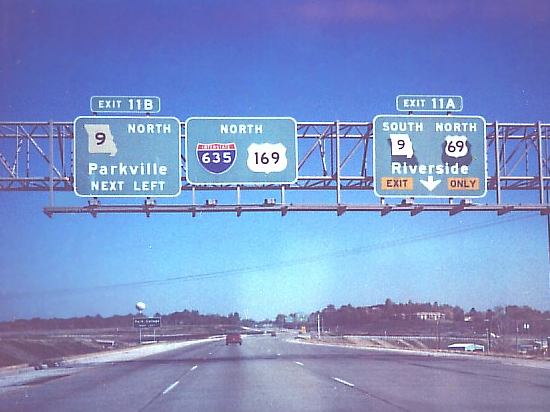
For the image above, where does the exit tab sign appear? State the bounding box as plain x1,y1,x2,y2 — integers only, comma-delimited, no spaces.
90,96,161,113
396,95,463,112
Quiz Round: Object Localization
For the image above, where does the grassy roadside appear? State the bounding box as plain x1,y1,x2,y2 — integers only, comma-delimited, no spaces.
293,335,550,364
0,325,228,368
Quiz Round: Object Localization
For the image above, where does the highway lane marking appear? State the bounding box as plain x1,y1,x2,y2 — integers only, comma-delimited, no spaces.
332,377,355,388
162,381,180,395
190,365,198,371
295,361,304,366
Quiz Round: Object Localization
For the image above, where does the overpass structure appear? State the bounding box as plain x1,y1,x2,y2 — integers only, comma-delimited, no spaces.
0,120,548,217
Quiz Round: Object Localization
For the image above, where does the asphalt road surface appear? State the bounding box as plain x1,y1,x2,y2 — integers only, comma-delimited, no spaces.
1,333,550,411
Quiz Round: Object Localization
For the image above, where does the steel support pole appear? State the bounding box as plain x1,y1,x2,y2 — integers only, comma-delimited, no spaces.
336,121,341,205
543,124,550,289
494,121,501,204
537,122,550,288
537,122,544,205
48,121,54,207
547,195,550,290
15,126,19,178
26,132,30,178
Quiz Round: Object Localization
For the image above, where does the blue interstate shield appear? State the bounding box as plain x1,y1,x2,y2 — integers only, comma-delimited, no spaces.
196,143,237,174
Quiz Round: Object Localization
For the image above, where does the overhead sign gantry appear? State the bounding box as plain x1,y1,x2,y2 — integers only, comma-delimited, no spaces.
1,93,548,218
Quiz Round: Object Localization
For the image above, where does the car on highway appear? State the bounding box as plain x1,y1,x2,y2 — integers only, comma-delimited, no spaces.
226,332,242,345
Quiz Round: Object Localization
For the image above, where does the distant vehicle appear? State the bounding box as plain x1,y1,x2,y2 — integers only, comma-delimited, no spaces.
270,331,277,337
226,332,242,345
518,344,540,355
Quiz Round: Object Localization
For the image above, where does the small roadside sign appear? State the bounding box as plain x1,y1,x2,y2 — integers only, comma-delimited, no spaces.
133,317,161,328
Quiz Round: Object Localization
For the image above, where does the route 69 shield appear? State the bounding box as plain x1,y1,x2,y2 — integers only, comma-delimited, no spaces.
196,143,237,174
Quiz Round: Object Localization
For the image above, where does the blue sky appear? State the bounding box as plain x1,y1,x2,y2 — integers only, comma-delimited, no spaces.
1,0,549,321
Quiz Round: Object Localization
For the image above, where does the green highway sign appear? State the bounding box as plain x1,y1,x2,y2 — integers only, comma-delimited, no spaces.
185,117,297,185
373,115,487,198
396,95,463,112
133,317,161,328
74,116,181,197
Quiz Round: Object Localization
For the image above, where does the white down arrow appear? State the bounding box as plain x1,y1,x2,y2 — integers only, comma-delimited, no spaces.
420,175,441,191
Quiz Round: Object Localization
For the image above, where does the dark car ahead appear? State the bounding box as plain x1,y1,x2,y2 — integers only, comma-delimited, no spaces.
226,332,242,345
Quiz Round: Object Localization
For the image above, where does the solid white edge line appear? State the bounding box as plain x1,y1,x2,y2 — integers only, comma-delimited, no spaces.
332,377,355,388
295,361,304,366
162,381,180,395
190,365,198,371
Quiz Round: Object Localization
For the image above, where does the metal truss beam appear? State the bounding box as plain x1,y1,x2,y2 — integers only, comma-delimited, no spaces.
1,120,549,216
43,202,550,218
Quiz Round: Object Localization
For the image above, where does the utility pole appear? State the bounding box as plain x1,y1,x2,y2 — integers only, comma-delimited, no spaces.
317,312,321,340
436,319,441,350
516,321,519,354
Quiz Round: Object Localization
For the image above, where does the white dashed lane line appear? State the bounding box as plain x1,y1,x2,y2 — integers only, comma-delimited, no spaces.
161,365,198,396
332,377,355,388
295,361,304,366
162,381,179,395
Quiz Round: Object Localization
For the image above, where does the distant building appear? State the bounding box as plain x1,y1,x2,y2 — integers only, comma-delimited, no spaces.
415,311,446,321
448,343,484,352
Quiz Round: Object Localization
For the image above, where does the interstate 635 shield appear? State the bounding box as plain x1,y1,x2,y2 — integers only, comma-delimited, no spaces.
196,143,237,174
